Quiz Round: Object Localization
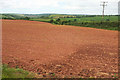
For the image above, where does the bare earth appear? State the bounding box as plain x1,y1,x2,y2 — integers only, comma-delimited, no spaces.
2,20,118,78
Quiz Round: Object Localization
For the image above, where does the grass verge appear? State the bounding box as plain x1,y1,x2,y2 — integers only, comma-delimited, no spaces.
2,64,35,79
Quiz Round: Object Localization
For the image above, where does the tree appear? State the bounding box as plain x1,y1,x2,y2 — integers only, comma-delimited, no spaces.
61,21,65,25
106,19,110,21
49,19,54,23
74,19,77,22
40,16,45,18
24,17,30,20
56,18,61,22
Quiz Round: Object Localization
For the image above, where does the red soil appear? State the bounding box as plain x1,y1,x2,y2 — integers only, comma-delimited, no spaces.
2,20,118,78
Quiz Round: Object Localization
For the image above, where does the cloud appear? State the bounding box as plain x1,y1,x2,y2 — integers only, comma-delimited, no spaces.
0,0,119,14
0,0,61,9
59,0,118,14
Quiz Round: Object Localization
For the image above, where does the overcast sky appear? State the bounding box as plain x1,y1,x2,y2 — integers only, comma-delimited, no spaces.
0,0,119,15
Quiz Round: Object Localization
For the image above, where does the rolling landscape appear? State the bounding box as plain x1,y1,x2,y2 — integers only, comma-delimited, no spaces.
0,0,119,79
1,14,118,30
1,13,118,79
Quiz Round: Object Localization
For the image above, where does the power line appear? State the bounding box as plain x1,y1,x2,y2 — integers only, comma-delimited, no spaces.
100,1,108,18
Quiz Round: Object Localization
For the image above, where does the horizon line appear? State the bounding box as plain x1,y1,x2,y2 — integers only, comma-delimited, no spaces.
0,12,118,15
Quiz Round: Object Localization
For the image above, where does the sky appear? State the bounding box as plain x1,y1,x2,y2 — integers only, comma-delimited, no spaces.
0,0,119,15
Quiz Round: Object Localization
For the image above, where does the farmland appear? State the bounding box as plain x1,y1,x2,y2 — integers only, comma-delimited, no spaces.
2,14,119,30
2,19,118,78
30,15,118,30
30,18,51,22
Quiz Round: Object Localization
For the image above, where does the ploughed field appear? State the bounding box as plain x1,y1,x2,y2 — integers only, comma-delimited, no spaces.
2,20,118,78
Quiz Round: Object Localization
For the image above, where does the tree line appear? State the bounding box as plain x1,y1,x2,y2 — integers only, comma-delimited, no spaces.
49,18,118,30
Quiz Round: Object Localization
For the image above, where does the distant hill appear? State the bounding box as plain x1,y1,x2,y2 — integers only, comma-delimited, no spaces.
49,14,76,18
1,13,118,20
2,14,26,19
1,14,77,19
1,14,55,19
24,14,52,18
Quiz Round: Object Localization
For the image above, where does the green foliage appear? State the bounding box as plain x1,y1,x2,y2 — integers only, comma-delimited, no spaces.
74,19,77,21
56,18,61,22
106,19,110,21
2,14,31,20
60,16,118,22
2,14,118,30
49,19,54,23
29,15,119,30
30,18,51,22
49,14,76,18
24,17,30,20
2,64,35,78
2,14,24,20
51,15,118,30
53,20,118,30
111,73,118,78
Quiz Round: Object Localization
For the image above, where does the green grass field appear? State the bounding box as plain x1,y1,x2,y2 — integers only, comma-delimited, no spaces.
49,14,76,18
30,18,51,22
29,16,118,30
59,16,118,22
29,16,118,22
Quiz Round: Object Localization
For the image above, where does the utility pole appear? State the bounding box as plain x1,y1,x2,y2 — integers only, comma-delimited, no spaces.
100,1,107,18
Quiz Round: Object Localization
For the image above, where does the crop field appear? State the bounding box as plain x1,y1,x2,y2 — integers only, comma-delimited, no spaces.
60,16,118,22
2,19,118,78
29,16,118,22
30,15,118,30
30,18,51,22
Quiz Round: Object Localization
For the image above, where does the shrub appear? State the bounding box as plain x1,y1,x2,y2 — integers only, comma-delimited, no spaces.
49,19,54,23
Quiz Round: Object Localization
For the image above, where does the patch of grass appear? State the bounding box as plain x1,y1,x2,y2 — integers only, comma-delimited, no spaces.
52,73,55,77
111,73,118,78
60,16,118,22
2,64,35,79
30,18,51,22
